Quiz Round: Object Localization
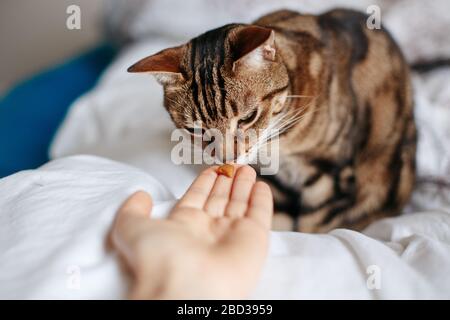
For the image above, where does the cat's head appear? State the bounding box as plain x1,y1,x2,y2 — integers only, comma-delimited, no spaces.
128,24,289,162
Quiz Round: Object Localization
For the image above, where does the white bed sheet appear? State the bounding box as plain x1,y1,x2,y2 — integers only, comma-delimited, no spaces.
0,155,449,299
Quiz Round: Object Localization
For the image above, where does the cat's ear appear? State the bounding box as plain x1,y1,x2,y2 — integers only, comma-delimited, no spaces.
127,45,185,85
231,26,276,72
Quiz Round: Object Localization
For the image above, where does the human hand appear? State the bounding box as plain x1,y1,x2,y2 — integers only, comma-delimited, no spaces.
111,165,273,299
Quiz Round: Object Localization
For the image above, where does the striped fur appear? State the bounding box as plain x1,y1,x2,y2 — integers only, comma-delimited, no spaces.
128,8,417,233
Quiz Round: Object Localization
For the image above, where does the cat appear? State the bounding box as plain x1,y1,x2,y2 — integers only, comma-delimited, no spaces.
128,9,416,233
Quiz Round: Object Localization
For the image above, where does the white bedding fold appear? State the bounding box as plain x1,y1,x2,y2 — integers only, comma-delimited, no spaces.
0,156,449,299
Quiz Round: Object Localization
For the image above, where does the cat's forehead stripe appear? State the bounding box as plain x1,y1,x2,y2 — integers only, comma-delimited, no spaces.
190,37,211,123
198,30,217,120
188,24,238,123
189,39,206,123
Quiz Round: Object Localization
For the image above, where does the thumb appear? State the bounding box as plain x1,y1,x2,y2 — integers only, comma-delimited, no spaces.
117,190,153,220
111,191,153,258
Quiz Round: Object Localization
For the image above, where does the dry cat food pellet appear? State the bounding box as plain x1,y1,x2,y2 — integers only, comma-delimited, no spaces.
217,164,234,178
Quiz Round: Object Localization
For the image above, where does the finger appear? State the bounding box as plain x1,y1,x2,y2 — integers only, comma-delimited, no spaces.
113,191,153,236
117,191,153,220
246,181,273,229
111,191,153,261
224,166,256,218
216,182,272,271
176,166,218,209
204,165,237,217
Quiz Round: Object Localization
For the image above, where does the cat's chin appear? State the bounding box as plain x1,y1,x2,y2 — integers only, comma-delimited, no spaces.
204,152,255,166
197,145,259,166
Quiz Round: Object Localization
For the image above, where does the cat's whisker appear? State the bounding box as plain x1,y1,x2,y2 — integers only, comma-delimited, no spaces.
286,95,315,98
171,85,322,162
253,102,324,149
243,98,323,157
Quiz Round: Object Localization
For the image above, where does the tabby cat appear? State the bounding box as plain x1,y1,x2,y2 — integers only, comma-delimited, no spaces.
128,9,416,233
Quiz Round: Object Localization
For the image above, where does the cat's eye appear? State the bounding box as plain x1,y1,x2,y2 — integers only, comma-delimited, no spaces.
238,110,258,126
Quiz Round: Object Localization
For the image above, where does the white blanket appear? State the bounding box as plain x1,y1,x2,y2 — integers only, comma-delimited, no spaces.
1,0,450,299
1,155,449,299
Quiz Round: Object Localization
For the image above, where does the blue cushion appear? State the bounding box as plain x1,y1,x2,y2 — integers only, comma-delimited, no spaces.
0,44,117,178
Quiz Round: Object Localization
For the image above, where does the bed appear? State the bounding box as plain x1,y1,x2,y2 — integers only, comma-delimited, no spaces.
0,0,449,299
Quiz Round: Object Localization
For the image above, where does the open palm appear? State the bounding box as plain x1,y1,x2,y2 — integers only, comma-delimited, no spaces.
111,165,273,299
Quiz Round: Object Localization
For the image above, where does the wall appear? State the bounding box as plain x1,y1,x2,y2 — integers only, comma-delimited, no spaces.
0,0,105,94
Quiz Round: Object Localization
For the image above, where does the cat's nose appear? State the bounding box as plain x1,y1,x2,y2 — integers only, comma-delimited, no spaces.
223,151,239,162
217,146,238,162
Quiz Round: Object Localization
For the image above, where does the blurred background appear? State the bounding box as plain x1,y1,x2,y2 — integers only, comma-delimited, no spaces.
0,0,114,177
1,0,449,179
0,0,105,94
